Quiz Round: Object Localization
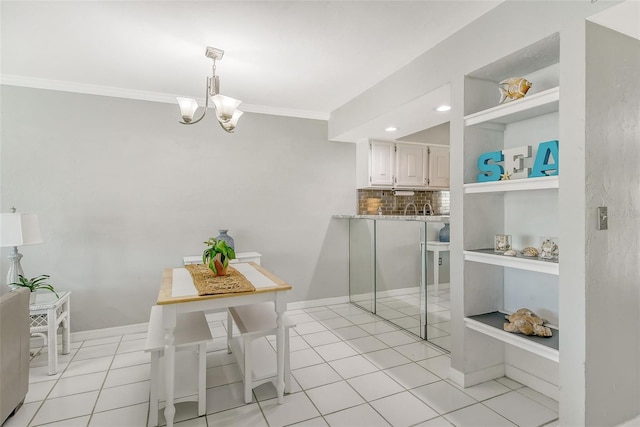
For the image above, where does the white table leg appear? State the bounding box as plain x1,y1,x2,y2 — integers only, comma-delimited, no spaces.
275,295,285,404
284,327,291,393
47,307,58,375
433,248,440,296
149,352,159,427
62,297,70,355
163,308,177,427
227,310,233,354
197,343,206,416
243,336,253,404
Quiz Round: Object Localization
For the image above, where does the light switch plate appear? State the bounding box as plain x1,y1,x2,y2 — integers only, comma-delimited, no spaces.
597,207,608,230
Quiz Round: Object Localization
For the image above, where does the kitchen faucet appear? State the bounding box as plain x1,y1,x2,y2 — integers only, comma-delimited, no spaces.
404,203,418,215
423,202,434,216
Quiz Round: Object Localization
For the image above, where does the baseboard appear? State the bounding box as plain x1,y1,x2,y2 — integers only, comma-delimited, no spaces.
356,285,451,301
376,287,420,299
48,296,352,344
288,295,350,310
505,364,559,401
428,282,450,291
30,322,149,348
617,415,640,427
448,364,505,388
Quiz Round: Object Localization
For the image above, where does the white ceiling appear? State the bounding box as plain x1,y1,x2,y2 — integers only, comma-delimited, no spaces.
1,1,637,140
0,1,503,120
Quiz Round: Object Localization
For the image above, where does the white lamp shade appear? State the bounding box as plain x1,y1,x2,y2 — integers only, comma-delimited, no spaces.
220,110,244,132
176,97,199,122
0,213,43,247
211,94,242,123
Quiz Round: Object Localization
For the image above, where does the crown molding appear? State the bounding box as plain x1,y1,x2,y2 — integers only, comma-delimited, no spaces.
240,103,329,121
0,74,330,121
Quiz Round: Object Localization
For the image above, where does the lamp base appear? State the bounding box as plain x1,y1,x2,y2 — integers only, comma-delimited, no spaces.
6,246,24,289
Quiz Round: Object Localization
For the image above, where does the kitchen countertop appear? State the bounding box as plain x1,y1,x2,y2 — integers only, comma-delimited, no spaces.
333,214,449,222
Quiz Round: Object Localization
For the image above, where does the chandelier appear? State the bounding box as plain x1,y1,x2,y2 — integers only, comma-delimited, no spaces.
176,46,243,133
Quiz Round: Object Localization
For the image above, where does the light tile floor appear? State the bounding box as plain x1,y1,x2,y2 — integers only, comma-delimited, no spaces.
353,285,451,351
6,303,559,427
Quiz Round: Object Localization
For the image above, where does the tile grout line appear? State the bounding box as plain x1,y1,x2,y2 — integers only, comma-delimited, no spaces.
86,334,125,427
25,338,85,426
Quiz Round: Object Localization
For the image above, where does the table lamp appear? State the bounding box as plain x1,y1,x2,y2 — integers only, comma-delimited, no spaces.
0,208,43,288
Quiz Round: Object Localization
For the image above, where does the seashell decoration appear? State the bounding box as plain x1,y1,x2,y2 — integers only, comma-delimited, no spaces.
503,249,517,257
499,77,532,104
521,247,539,257
503,308,553,337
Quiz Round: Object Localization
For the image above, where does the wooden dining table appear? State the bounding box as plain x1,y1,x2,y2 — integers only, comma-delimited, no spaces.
156,262,292,427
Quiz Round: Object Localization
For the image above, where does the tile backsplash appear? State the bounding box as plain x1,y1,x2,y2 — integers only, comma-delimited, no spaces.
358,189,450,216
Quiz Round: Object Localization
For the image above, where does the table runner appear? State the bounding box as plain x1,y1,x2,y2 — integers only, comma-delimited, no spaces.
185,264,256,296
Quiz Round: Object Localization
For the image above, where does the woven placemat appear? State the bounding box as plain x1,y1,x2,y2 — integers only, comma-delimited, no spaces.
185,264,256,296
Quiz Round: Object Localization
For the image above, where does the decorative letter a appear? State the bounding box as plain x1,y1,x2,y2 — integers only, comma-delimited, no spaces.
530,140,559,177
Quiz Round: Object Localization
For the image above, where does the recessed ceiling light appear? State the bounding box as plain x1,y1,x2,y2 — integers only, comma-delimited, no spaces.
435,105,451,112
385,127,398,132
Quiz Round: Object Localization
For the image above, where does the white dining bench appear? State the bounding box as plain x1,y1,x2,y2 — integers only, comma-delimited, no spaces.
145,306,212,427
227,302,296,404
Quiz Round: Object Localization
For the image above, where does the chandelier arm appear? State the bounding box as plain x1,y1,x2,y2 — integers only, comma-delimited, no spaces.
179,78,211,125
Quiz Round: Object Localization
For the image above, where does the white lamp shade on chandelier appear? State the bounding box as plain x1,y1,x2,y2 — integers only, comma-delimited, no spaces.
0,212,43,287
212,94,242,123
176,97,199,123
221,110,244,132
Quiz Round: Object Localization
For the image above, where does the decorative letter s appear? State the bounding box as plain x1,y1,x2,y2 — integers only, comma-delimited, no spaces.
477,151,504,182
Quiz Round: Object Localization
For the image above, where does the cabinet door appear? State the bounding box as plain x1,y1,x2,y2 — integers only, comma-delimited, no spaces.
395,143,427,188
369,141,395,187
428,146,450,188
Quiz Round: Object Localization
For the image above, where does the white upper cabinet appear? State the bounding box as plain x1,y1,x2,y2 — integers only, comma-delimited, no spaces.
395,143,427,188
427,145,450,188
368,140,395,187
356,139,450,190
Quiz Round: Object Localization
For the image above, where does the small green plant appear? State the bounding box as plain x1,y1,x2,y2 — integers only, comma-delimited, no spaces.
10,274,59,297
202,238,236,276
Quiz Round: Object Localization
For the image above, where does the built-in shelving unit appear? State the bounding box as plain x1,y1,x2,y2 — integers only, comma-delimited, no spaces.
464,248,559,275
464,86,559,127
464,312,559,362
464,175,559,194
460,33,561,397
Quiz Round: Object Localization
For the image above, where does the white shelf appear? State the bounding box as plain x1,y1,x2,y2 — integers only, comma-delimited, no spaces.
465,312,559,363
464,249,559,275
464,87,559,127
464,175,558,194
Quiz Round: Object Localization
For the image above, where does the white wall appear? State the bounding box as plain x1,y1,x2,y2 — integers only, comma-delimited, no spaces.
329,1,637,425
584,22,640,426
0,86,355,331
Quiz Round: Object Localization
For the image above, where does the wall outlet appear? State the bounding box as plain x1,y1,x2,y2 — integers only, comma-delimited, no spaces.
439,257,442,266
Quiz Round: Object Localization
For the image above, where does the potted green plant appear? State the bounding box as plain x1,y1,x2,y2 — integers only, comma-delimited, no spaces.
202,237,236,276
10,274,58,303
